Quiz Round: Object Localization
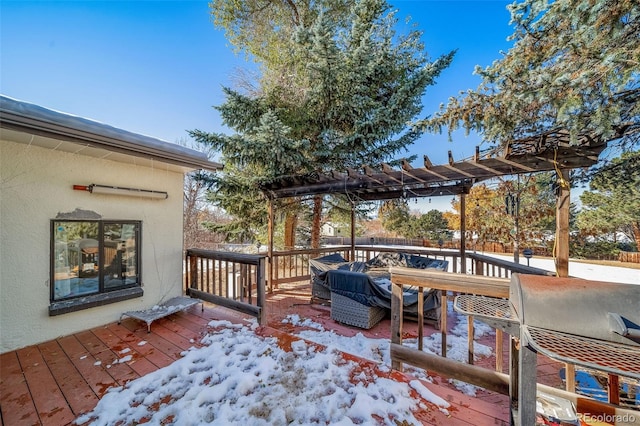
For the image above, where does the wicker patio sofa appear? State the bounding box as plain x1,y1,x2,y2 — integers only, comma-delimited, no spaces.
310,252,448,329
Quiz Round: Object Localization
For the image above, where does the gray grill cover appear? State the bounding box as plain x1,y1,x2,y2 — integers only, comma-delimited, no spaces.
510,274,640,346
310,252,448,315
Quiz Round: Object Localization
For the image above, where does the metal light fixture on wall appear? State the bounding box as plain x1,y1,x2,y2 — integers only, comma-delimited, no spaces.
73,184,168,199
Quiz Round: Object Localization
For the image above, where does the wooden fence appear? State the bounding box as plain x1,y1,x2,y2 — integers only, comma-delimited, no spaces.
322,236,553,256
619,251,640,263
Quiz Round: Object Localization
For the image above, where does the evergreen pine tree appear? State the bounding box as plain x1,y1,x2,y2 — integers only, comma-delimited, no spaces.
419,0,639,150
192,0,453,246
577,151,640,249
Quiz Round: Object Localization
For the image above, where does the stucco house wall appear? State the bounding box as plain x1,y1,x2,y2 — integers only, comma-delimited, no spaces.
0,96,221,353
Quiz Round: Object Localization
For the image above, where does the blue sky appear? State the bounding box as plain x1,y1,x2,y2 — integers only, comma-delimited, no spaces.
1,0,514,211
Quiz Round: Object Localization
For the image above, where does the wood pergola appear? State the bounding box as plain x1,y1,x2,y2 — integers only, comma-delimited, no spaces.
261,129,606,201
259,126,628,279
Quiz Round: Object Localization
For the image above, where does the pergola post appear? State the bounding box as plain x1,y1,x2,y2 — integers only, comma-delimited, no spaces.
555,169,571,277
350,201,356,261
460,193,467,274
267,199,274,292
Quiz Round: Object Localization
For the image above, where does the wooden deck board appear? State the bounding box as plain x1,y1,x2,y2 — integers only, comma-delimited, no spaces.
16,346,76,426
435,386,510,425
37,340,99,417
119,319,185,360
0,351,40,426
149,319,200,351
105,323,175,370
90,326,158,377
74,330,139,386
56,335,118,398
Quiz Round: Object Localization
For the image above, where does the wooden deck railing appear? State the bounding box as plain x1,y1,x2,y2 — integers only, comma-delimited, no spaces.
268,247,351,290
269,246,462,291
186,245,555,320
388,263,552,379
268,246,555,290
350,246,461,272
184,248,267,325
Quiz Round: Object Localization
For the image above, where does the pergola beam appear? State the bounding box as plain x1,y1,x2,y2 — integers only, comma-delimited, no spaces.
356,183,470,201
260,134,608,201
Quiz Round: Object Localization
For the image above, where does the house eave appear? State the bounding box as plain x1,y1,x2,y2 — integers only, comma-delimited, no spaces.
0,95,223,173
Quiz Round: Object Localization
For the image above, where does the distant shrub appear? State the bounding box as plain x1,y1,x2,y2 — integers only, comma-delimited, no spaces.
569,240,635,260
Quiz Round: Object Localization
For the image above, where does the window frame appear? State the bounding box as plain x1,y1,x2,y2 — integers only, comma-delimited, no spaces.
49,219,143,315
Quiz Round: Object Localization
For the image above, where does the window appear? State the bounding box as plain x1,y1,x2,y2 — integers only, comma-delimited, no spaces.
51,220,141,302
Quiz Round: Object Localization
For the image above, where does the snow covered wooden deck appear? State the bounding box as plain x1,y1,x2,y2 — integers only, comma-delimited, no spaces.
1,280,572,426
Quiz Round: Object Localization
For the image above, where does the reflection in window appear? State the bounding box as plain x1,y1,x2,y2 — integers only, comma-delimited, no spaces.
52,220,140,301
104,223,138,289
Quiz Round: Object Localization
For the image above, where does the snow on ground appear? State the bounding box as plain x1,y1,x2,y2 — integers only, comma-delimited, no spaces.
76,306,490,425
287,302,494,397
75,319,449,426
352,245,638,285
483,253,639,285
289,305,494,367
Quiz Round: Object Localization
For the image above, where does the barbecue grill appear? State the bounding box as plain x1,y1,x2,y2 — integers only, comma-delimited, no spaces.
454,273,640,425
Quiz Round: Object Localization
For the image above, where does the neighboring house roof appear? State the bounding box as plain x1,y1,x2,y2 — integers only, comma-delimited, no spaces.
0,95,223,172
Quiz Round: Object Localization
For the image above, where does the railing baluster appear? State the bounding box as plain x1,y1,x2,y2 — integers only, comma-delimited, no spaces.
205,258,210,293
213,258,218,296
